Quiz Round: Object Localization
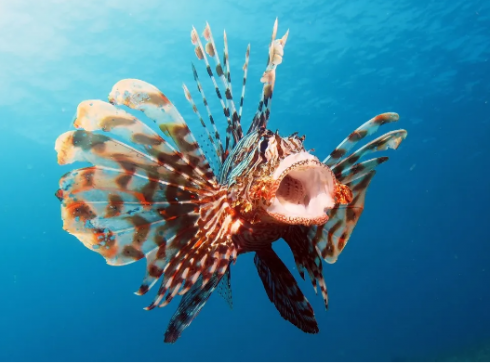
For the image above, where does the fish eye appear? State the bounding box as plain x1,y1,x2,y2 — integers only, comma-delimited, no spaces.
259,137,269,154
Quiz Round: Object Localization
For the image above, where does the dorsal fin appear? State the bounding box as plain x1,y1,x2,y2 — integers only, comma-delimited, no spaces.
182,82,222,163
248,19,289,134
238,44,251,124
190,25,240,158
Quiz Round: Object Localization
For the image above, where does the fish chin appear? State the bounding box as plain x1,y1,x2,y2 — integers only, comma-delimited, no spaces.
264,152,336,226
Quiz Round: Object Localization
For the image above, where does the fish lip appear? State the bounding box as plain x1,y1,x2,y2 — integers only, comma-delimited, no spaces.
263,153,336,226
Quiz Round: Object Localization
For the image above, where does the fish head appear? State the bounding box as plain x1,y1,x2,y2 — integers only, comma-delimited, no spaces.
230,130,353,227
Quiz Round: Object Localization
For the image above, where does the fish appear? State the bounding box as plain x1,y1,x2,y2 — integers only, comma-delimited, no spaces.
54,19,407,343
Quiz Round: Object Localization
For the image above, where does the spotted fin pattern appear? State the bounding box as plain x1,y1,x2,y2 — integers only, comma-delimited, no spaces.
312,113,407,264
254,248,319,334
108,79,214,177
55,80,238,341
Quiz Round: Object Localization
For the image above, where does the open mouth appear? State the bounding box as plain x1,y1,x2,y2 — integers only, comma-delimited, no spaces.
264,152,338,226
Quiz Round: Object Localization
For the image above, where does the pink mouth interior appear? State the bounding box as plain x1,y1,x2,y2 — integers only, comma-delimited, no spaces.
265,152,336,225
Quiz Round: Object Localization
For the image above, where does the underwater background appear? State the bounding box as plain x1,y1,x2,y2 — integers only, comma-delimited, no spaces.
0,0,489,361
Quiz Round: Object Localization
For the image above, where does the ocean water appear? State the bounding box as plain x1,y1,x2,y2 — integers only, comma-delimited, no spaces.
0,0,489,361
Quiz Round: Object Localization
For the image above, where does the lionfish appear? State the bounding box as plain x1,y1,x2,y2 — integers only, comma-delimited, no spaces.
55,20,407,343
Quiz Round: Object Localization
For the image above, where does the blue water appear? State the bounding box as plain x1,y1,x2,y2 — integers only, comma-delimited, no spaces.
0,0,489,361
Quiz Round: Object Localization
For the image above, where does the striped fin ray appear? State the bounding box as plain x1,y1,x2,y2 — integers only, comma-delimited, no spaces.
310,171,376,264
283,226,329,309
223,30,232,85
55,131,212,194
164,273,224,343
60,194,198,267
54,81,240,329
202,23,243,142
73,99,214,187
310,115,407,264
56,93,237,343
238,44,250,123
323,112,401,167
145,238,236,311
58,166,203,212
182,83,222,162
108,79,215,181
335,156,389,184
248,19,289,134
189,63,225,161
54,95,213,267
254,248,319,334
223,30,246,142
191,26,235,155
55,162,202,267
143,191,238,312
331,130,407,176
136,222,201,295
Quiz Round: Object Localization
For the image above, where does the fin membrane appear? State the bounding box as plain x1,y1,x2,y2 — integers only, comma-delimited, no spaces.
55,79,236,343
312,113,407,264
164,273,223,343
283,226,328,309
254,248,319,334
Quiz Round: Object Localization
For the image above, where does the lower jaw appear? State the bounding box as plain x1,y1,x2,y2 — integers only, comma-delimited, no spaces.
265,210,330,226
